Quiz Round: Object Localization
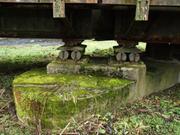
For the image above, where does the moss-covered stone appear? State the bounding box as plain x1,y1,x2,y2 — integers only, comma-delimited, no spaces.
13,60,180,129
13,69,132,128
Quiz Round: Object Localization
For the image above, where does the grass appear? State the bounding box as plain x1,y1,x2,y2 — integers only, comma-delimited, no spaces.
0,40,117,72
1,74,179,134
113,87,180,135
84,40,146,56
0,40,146,72
0,45,59,72
0,39,179,135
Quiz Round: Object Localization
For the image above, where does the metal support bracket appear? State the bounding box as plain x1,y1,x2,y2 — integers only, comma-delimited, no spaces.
53,0,65,18
135,0,150,21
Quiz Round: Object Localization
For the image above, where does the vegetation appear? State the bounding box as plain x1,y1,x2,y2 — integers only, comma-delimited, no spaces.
0,40,179,135
12,69,131,129
1,73,179,134
0,45,59,72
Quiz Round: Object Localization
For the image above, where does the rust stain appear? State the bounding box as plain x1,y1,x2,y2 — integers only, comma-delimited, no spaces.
30,100,43,113
14,91,22,103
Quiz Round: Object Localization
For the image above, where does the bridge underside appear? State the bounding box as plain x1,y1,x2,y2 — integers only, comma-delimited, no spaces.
1,0,180,6
0,1,180,60
1,3,180,44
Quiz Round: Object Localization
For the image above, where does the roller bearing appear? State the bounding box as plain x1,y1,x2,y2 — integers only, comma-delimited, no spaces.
129,53,140,62
59,50,69,60
116,52,127,62
71,50,82,61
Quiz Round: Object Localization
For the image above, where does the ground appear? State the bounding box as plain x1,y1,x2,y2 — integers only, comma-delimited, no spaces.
0,40,179,135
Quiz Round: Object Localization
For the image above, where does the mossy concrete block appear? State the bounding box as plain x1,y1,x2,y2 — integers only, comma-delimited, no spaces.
47,58,89,74
13,69,132,128
47,61,122,77
13,60,180,129
47,60,145,78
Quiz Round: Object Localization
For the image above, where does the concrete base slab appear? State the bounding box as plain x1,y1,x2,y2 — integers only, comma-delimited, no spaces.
13,70,133,128
47,58,144,78
13,59,180,128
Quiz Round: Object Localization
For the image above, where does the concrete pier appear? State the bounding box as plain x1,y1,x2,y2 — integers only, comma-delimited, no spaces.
13,59,180,128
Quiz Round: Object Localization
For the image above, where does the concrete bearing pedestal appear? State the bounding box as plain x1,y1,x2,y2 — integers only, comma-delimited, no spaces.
13,58,180,128
13,69,132,128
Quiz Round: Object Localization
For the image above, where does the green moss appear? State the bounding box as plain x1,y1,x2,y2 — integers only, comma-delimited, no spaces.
13,69,131,89
13,69,132,128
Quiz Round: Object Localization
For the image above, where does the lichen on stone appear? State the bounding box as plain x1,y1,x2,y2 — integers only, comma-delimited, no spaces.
13,69,132,128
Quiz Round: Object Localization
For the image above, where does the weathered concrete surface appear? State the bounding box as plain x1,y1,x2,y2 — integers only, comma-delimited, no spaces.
47,58,124,77
47,59,180,101
121,60,180,101
13,70,132,128
145,60,180,95
13,59,180,128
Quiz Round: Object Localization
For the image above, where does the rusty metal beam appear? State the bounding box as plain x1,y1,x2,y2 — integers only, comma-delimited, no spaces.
102,0,180,6
1,0,180,7
0,0,97,4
